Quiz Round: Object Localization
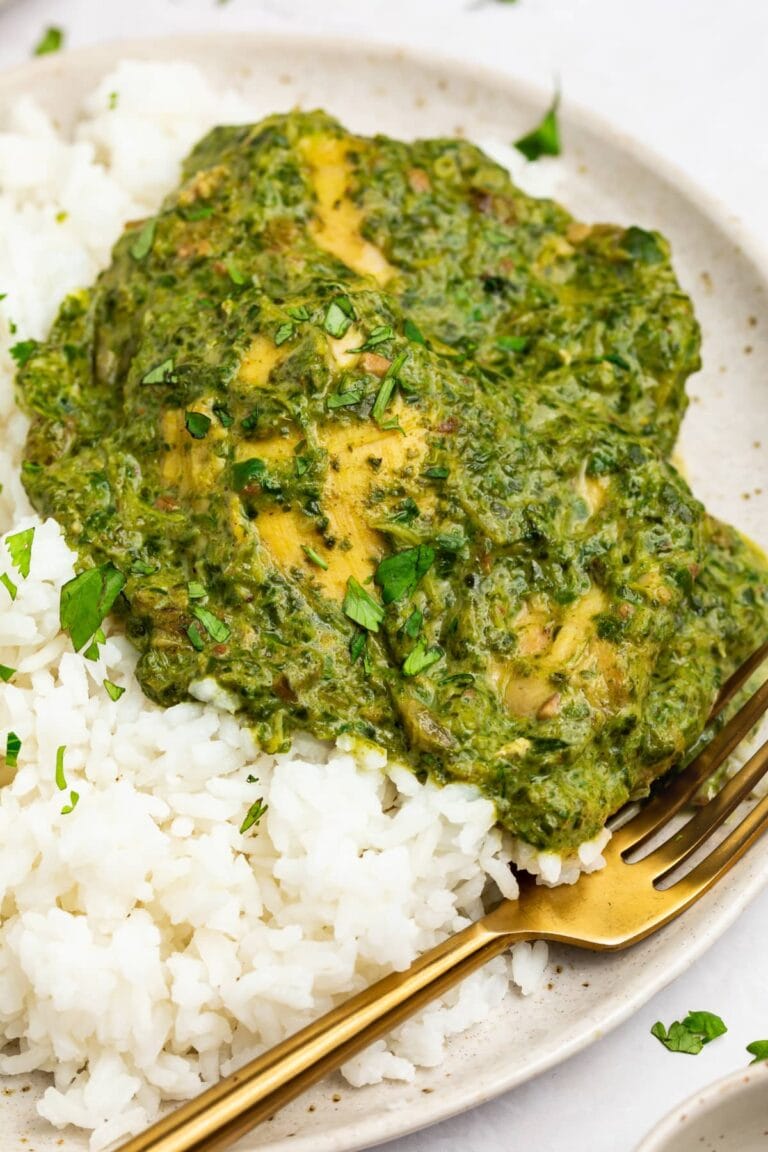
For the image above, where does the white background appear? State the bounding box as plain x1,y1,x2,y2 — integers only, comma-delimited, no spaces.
1,2,767,1150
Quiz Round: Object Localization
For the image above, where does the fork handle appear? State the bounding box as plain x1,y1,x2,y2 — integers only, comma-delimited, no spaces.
118,916,531,1152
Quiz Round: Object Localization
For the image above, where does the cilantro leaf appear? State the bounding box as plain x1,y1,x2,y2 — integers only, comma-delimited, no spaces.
103,679,125,702
187,622,205,651
187,581,207,600
514,93,561,162
60,563,126,652
302,545,329,571
343,577,384,633
375,545,434,605
232,457,267,491
213,403,234,428
142,358,174,385
180,203,213,222
286,305,310,321
55,745,67,791
0,572,18,601
390,497,420,525
402,641,443,677
9,340,39,368
403,609,423,639
5,732,20,768
423,466,449,480
354,325,395,352
682,1011,727,1044
240,797,268,834
0,664,15,682
225,257,247,286
324,296,355,339
83,626,106,662
6,527,35,579
622,226,664,265
403,317,426,345
34,26,64,56
274,322,295,346
371,350,409,425
184,411,212,440
349,631,367,662
130,218,156,262
747,1040,768,1064
497,335,528,353
190,604,231,644
327,386,366,410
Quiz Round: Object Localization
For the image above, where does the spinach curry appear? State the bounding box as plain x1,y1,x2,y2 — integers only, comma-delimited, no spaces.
17,112,768,852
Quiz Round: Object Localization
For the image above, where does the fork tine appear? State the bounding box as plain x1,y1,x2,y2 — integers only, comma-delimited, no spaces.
614,673,768,854
664,784,768,901
647,738,768,881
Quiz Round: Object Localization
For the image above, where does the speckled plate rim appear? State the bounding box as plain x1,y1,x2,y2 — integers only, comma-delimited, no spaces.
0,33,766,1152
634,1062,768,1152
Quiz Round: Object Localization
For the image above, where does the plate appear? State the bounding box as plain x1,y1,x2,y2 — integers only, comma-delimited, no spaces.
1,34,767,1152
635,1062,768,1152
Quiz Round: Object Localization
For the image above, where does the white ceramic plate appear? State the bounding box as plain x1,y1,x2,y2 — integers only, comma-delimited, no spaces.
1,34,767,1152
635,1062,768,1152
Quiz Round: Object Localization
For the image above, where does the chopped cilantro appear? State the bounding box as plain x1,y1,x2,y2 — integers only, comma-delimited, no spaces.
225,257,247,285
187,622,205,651
354,325,395,351
9,340,39,368
0,572,17,601
423,466,449,480
286,304,310,321
246,773,258,784
108,91,119,111
622,226,664,265
61,790,79,815
5,732,20,768
240,797,268,834
747,1040,768,1064
402,641,444,677
349,631,367,662
295,455,311,477
0,665,15,682
403,609,423,639
327,386,365,410
403,317,426,345
187,581,207,600
131,559,158,576
142,358,174,385
497,335,528,353
274,321,295,346
375,545,435,605
185,411,212,439
324,296,355,339
103,679,125,702
213,403,234,428
651,1011,727,1055
190,604,231,643
302,545,329,571
5,527,34,579
514,93,561,162
59,563,126,652
343,577,384,633
130,218,156,262
232,457,266,491
55,745,67,791
83,626,106,662
181,203,214,221
372,350,409,425
34,26,64,55
390,497,420,525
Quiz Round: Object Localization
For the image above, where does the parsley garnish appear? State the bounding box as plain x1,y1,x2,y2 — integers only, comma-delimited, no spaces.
651,1011,727,1055
514,92,562,161
142,358,174,385
225,258,247,286
343,577,384,633
354,325,395,352
324,296,355,339
83,627,106,662
390,497,420,525
423,466,449,480
0,665,15,682
372,350,409,425
5,732,20,768
302,545,329,571
185,411,211,439
403,609,423,639
7,526,35,578
240,797,268,834
34,26,64,55
274,322,295,346
187,622,205,651
327,386,365,410
9,340,39,368
61,790,79,815
622,226,664,265
747,1040,768,1064
130,218,156,262
374,545,434,605
190,604,231,644
55,745,67,791
0,572,17,601
213,403,234,428
286,305,310,321
181,203,213,221
187,581,207,600
131,560,158,576
295,455,311,477
402,641,443,677
349,631,367,662
60,563,126,652
403,318,426,345
103,679,125,702
232,457,266,491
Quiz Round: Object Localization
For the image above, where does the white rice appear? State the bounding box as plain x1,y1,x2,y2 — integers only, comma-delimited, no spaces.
0,62,605,1149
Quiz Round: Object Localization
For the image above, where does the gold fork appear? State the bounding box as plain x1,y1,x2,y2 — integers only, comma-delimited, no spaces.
119,639,768,1152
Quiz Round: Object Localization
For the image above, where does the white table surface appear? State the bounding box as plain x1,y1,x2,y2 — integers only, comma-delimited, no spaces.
0,2,766,1150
